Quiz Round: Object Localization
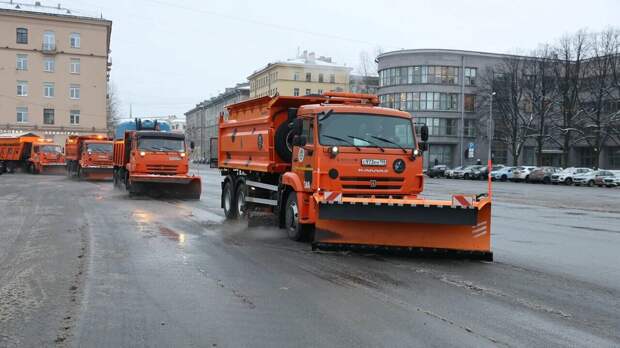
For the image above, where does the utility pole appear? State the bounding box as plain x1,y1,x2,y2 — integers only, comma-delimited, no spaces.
488,92,496,198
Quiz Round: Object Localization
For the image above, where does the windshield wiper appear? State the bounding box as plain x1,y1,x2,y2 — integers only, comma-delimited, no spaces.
322,134,360,151
318,109,334,122
348,135,384,152
370,135,408,154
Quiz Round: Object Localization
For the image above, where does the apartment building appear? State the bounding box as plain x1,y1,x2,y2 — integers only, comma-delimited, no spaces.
248,51,352,98
0,1,112,144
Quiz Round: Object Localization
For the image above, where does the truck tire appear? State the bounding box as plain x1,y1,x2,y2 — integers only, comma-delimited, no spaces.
222,181,238,220
284,192,312,242
235,183,247,219
275,122,293,162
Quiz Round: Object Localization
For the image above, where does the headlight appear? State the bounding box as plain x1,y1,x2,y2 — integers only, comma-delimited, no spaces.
140,151,146,156
180,152,186,157
329,146,339,158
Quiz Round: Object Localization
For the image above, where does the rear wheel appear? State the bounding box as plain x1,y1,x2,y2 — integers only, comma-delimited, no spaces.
501,175,507,182
235,183,247,219
464,173,469,180
565,178,573,185
285,192,312,241
587,180,594,187
222,181,237,220
543,177,550,184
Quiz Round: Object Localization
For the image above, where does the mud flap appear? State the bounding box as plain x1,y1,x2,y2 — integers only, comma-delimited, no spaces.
313,200,492,260
40,165,66,175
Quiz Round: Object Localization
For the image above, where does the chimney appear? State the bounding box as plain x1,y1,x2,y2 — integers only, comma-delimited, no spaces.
57,3,61,9
35,1,41,6
308,52,316,63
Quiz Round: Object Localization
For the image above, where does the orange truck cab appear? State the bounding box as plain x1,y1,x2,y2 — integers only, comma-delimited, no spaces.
112,119,201,199
65,135,114,180
0,133,65,174
218,92,493,260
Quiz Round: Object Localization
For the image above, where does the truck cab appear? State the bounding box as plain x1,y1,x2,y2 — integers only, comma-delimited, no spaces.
124,130,189,176
29,141,65,174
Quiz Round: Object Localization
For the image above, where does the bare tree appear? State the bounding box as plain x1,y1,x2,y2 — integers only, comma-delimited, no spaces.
551,30,589,167
106,82,121,137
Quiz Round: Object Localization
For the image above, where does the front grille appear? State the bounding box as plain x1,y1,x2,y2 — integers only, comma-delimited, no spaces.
339,177,404,191
146,164,178,174
551,175,559,179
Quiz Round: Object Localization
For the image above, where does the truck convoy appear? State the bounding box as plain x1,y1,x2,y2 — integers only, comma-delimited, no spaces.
0,133,65,174
65,135,114,180
218,92,493,260
112,119,201,199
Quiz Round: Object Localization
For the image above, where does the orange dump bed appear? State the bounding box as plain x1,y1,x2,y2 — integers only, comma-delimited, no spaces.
0,134,40,161
220,95,327,173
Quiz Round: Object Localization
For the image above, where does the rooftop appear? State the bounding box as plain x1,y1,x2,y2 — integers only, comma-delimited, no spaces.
249,50,351,78
0,1,105,21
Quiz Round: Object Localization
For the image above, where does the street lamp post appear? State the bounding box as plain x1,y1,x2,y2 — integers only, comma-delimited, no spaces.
488,92,496,199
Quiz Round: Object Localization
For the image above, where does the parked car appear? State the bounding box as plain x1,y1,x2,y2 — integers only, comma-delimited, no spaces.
550,167,593,185
474,164,505,180
490,166,515,181
511,166,537,182
451,166,467,179
428,164,448,178
462,165,484,180
573,170,608,187
603,170,620,187
528,167,562,184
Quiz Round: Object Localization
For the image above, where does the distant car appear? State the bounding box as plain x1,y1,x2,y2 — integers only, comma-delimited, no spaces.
451,166,467,179
511,166,537,182
474,164,505,180
528,167,562,184
550,167,593,185
428,164,448,178
461,165,484,180
445,166,461,179
600,170,620,187
491,166,515,181
573,170,607,187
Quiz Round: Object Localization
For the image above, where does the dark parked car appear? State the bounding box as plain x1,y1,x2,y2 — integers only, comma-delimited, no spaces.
428,164,448,178
528,167,562,184
473,164,505,180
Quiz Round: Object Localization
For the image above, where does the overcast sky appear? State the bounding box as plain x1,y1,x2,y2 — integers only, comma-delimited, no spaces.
59,0,620,118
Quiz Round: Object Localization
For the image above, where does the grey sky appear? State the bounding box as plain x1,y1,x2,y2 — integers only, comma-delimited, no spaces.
61,0,619,118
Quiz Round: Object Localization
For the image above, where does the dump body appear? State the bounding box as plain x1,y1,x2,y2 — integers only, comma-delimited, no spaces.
0,133,65,174
112,120,201,199
65,135,113,180
218,92,492,260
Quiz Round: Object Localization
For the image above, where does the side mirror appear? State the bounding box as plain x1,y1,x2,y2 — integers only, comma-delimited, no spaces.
420,125,429,142
190,141,195,150
292,135,307,147
419,142,428,152
290,118,303,135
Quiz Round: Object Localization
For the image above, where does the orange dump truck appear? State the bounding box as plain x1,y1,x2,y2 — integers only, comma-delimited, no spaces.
112,119,201,199
65,135,114,180
218,92,493,260
0,133,65,174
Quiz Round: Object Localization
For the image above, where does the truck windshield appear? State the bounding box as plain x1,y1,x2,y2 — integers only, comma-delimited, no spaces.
87,143,113,153
39,145,62,153
138,137,185,152
319,113,415,149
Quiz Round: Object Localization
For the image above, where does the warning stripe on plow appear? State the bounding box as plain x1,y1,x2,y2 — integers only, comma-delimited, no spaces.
322,191,343,204
472,221,488,238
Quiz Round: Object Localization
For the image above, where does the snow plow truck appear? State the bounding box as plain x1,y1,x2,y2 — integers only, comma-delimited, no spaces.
218,92,493,260
65,134,114,180
112,119,201,199
0,133,65,174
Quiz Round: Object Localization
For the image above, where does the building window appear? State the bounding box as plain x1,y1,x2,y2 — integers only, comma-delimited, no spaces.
43,109,55,124
329,74,335,83
416,117,457,136
464,94,476,112
44,82,55,98
43,31,55,51
464,119,477,137
380,66,461,86
44,57,55,72
16,54,28,70
293,88,300,96
578,147,595,167
293,72,300,81
428,145,453,165
16,107,28,123
608,148,620,168
70,84,80,99
379,92,459,112
70,58,81,74
70,32,81,48
318,73,324,83
465,68,477,86
17,81,28,96
16,28,28,44
305,89,311,95
305,72,311,82
493,142,508,164
318,89,323,94
70,110,80,124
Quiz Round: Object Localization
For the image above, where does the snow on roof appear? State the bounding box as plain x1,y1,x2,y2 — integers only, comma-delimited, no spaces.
282,57,345,68
0,131,39,138
0,1,102,20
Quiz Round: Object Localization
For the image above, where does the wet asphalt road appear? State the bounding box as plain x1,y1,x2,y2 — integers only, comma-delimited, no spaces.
0,167,619,347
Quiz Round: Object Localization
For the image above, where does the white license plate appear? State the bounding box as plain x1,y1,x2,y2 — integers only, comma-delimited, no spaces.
361,159,387,166
169,156,181,161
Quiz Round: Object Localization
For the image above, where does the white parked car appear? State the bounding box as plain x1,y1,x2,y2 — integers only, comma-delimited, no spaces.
602,171,620,187
550,167,593,185
490,166,515,181
511,166,537,182
451,166,468,179
573,170,605,186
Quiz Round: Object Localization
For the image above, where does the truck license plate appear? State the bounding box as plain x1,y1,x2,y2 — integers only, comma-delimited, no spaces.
169,156,181,161
361,159,387,166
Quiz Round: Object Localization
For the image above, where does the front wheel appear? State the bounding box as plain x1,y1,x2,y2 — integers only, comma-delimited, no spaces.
543,177,550,184
587,180,594,187
222,181,238,220
285,192,312,241
565,178,573,185
235,183,247,219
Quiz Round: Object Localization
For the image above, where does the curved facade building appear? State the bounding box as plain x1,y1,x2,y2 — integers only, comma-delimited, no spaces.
377,49,505,168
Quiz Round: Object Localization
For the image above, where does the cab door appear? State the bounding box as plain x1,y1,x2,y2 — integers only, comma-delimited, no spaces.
292,117,316,192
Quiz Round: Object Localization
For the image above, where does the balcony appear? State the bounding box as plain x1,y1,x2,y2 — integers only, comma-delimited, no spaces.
41,42,57,54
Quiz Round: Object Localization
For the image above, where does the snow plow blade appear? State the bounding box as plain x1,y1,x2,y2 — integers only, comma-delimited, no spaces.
129,174,202,199
81,167,113,181
313,195,492,261
40,164,66,175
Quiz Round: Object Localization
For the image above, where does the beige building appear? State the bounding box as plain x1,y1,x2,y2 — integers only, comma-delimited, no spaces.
248,51,352,98
0,1,112,144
